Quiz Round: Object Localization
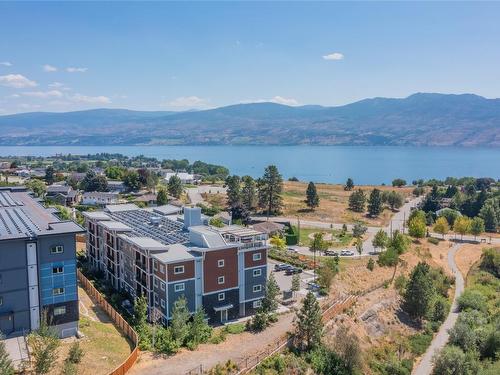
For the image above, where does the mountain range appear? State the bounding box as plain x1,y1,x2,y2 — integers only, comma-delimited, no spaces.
1,93,499,147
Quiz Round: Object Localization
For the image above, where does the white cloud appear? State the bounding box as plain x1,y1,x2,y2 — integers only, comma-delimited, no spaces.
71,93,111,104
0,61,12,67
0,74,37,88
7,93,20,98
322,52,344,61
22,90,63,98
48,82,71,91
66,67,88,73
43,64,57,72
18,103,41,110
168,96,208,108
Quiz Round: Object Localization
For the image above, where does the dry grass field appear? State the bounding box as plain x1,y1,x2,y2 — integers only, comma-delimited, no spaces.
282,181,414,226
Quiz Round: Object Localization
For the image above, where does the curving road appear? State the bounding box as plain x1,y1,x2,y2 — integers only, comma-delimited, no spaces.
412,243,464,375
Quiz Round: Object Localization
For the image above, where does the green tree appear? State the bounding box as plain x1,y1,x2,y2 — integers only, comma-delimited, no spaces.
355,237,363,257
261,273,280,314
408,215,426,241
257,165,284,217
241,175,257,211
209,217,224,228
28,319,60,375
368,189,383,217
67,341,84,364
225,175,241,209
270,235,286,250
392,178,407,187
479,199,499,233
367,258,375,271
378,230,410,282
0,334,14,375
348,189,366,213
372,229,388,251
432,346,479,375
333,326,362,373
469,217,485,240
133,295,148,328
352,223,367,238
104,166,126,180
156,188,169,205
433,217,450,239
167,175,183,198
454,216,471,240
26,179,47,197
306,181,320,210
317,265,336,294
344,178,354,191
310,232,329,259
294,291,323,351
44,166,55,184
186,308,212,349
387,191,404,210
123,170,141,191
438,208,461,226
80,170,108,192
402,262,436,322
170,296,191,346
291,274,301,295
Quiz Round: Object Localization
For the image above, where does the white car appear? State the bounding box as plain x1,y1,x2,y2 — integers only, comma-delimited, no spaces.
340,250,355,256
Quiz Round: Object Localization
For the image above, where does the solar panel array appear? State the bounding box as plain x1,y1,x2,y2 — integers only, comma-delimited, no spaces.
0,207,41,237
0,191,23,208
110,209,189,245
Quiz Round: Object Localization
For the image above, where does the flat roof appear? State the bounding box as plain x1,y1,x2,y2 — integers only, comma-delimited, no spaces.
0,187,83,240
151,243,196,263
82,211,111,220
101,220,133,231
214,225,263,237
123,236,168,251
105,204,140,213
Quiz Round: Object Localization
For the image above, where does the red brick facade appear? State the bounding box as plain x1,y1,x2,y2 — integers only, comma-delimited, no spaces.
203,247,238,293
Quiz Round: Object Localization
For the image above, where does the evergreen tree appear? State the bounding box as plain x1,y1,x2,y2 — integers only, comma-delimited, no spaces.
133,295,148,328
367,189,383,217
402,262,436,321
225,175,242,209
344,178,354,191
348,189,366,212
123,170,141,191
291,274,301,295
261,273,280,314
352,223,368,238
156,188,169,205
306,181,320,210
387,191,404,210
80,170,108,192
257,165,283,216
167,175,183,198
170,296,190,346
241,175,257,211
479,199,499,233
230,202,251,225
44,166,55,184
295,291,323,351
186,308,212,349
0,334,14,375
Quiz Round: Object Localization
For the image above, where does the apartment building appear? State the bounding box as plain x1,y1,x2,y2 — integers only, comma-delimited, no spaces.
0,187,83,338
83,205,268,324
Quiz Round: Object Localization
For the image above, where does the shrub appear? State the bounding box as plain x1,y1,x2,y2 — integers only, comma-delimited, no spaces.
67,342,84,364
409,332,433,355
457,290,487,312
430,296,450,323
62,361,77,375
427,237,440,245
367,258,375,271
394,275,407,294
224,323,246,335
432,345,479,375
480,248,500,278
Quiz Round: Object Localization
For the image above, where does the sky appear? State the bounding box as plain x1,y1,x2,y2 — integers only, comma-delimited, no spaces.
1,1,500,114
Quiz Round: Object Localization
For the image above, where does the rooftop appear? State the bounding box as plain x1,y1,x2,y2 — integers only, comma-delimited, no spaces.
0,187,83,240
151,243,196,263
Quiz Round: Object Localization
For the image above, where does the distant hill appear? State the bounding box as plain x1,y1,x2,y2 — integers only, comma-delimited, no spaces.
1,93,499,146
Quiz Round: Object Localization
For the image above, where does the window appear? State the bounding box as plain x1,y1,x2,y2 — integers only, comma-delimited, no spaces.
217,276,225,285
217,259,225,268
253,300,262,308
53,287,64,296
160,282,165,291
153,278,158,287
52,266,63,274
54,306,66,316
253,285,262,293
160,299,165,308
160,264,165,273
154,294,159,304
253,269,262,277
50,245,64,254
252,253,262,261
218,293,225,301
153,260,158,271
174,283,185,292
0,296,3,306
174,265,185,274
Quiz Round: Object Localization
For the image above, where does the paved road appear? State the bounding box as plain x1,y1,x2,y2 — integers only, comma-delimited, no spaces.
412,243,464,375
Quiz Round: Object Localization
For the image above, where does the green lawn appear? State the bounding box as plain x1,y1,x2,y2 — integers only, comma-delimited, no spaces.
294,226,353,248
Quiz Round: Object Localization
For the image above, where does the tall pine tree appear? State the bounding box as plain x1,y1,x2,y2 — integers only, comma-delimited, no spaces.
295,291,323,351
257,165,283,217
306,181,320,210
368,188,383,217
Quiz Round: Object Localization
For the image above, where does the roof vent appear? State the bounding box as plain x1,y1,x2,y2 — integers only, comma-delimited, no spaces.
150,216,162,226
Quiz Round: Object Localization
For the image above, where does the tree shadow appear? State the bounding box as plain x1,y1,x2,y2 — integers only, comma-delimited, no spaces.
395,308,421,330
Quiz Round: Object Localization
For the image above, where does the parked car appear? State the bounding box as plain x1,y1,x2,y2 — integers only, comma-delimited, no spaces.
286,247,298,253
274,263,289,272
307,282,320,291
324,250,338,256
340,250,355,256
285,267,303,275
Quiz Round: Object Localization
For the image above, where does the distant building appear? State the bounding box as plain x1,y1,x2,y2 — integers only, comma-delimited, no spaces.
46,185,80,206
251,221,285,236
134,193,157,207
0,187,83,338
107,180,127,193
164,172,200,184
83,206,268,324
82,192,120,206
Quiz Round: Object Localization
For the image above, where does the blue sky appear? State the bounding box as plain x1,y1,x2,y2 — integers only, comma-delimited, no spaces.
1,1,499,114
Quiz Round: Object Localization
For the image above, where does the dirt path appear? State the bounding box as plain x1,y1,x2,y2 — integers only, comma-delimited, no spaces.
130,312,295,375
412,243,464,375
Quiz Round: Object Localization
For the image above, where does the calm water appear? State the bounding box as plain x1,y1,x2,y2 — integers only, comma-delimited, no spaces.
1,146,499,184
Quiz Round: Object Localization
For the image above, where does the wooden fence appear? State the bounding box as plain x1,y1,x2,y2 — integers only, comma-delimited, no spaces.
77,270,139,375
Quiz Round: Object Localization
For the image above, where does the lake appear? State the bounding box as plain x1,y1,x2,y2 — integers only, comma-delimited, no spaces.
1,146,499,185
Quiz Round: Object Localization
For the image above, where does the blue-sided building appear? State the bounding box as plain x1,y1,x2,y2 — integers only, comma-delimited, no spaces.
0,187,83,338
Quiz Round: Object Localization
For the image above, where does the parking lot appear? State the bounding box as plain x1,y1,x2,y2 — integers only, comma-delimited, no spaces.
267,259,315,293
